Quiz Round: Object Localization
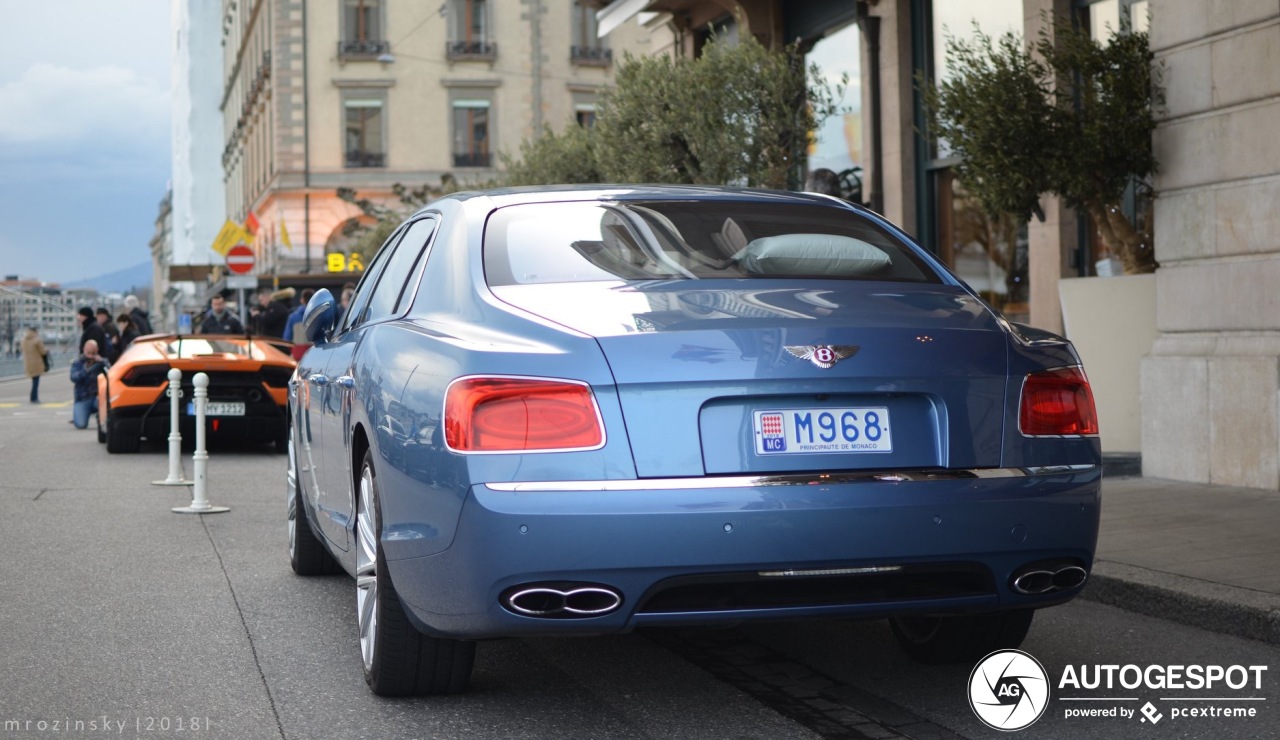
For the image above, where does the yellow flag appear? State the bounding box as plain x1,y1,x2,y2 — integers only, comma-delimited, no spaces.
280,216,293,250
211,219,252,256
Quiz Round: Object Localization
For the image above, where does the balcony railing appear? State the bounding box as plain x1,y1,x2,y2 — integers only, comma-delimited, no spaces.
453,152,492,168
570,45,612,66
346,150,386,168
447,40,497,60
338,39,391,59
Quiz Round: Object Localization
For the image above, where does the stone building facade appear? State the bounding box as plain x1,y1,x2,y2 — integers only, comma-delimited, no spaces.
1141,1,1280,489
220,0,622,277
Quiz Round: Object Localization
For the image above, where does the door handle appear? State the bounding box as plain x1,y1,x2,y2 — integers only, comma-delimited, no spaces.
308,374,329,386
335,375,355,389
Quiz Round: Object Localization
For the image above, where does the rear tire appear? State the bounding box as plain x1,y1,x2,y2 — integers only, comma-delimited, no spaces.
105,414,139,454
890,610,1034,665
356,450,474,696
288,437,340,576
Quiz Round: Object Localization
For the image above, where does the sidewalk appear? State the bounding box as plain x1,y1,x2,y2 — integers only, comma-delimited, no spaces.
1086,475,1280,644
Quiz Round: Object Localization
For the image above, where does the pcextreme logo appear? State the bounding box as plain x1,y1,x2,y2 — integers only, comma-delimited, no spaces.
969,650,1051,731
968,652,1269,732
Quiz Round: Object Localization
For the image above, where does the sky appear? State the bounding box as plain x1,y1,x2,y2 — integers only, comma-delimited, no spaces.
0,1,171,285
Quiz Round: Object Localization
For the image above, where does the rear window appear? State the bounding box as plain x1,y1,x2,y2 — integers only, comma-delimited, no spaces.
484,200,940,287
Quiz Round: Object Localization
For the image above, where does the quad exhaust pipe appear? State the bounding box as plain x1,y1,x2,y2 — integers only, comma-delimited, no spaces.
1010,563,1088,595
503,583,623,618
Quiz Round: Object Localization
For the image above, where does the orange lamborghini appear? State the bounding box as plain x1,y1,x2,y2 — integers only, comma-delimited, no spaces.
96,334,297,453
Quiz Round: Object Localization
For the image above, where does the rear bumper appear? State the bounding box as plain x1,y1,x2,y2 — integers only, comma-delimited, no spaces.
384,466,1101,639
111,400,287,444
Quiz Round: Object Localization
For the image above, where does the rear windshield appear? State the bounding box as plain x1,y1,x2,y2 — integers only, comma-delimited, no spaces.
484,200,941,287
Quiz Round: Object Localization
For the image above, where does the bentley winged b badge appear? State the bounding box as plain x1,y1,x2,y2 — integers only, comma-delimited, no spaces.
784,344,860,369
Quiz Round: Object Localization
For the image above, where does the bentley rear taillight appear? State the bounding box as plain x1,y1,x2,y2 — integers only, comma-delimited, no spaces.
1019,367,1099,436
444,377,604,452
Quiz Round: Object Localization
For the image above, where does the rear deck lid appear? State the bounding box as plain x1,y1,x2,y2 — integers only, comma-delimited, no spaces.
485,199,1010,477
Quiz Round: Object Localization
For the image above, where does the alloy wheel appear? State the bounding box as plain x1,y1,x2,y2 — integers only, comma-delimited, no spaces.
286,438,298,556
355,464,379,672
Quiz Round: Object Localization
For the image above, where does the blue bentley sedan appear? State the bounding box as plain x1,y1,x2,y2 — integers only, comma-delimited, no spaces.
287,185,1100,696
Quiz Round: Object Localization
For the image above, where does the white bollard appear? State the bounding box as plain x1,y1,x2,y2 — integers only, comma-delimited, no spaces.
173,372,229,515
152,368,188,486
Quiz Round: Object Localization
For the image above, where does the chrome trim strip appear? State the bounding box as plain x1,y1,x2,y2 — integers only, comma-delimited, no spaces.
482,465,1097,492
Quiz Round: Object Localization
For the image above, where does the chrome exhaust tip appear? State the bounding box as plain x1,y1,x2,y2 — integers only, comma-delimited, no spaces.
503,583,623,618
1010,562,1089,595
1053,565,1088,590
1012,570,1056,595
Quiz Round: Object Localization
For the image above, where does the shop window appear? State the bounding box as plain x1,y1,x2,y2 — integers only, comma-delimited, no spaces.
918,0,1028,320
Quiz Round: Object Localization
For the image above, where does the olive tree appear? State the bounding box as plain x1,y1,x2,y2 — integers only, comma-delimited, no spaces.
923,21,1162,274
504,35,843,190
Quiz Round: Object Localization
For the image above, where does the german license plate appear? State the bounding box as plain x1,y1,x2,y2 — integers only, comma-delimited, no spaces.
187,401,246,416
753,407,891,455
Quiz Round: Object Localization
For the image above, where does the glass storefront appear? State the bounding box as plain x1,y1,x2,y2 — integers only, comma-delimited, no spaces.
920,0,1028,321
806,23,863,202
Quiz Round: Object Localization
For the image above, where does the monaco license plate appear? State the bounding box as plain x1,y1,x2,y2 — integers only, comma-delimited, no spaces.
753,407,892,455
187,401,246,416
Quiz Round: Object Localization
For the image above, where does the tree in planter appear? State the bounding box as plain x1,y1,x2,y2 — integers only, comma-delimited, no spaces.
503,35,843,190
922,20,1163,274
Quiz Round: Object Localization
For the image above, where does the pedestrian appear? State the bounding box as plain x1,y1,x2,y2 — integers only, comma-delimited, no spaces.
116,313,140,355
124,295,153,335
283,288,315,360
336,284,356,326
96,308,121,361
76,306,108,354
250,287,294,338
804,168,843,197
20,326,48,404
70,339,108,429
199,293,245,334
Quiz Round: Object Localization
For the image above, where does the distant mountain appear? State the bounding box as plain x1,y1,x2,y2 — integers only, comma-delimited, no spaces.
63,260,153,294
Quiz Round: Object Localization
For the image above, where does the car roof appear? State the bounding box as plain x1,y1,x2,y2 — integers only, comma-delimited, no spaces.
437,184,869,211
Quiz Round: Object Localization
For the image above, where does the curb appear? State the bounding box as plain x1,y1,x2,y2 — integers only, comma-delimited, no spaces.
1081,559,1280,645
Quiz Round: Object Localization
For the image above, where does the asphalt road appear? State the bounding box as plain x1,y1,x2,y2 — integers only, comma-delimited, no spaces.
1,375,1276,740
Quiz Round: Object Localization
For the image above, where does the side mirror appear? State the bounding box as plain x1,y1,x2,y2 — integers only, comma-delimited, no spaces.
302,289,337,344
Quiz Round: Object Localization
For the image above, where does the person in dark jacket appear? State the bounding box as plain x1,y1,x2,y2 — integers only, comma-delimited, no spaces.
250,287,294,338
116,313,140,355
96,308,121,361
70,339,108,429
77,307,108,354
124,295,153,335
199,294,245,334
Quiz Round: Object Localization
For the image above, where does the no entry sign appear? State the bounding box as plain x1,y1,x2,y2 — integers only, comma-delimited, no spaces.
226,244,256,275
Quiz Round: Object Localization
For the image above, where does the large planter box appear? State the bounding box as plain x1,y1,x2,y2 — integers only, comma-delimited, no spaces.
1058,274,1157,454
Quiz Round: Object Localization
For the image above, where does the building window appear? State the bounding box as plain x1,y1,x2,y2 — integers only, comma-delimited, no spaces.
339,0,389,57
570,1,611,66
448,0,495,59
452,100,491,167
345,98,385,168
575,105,596,128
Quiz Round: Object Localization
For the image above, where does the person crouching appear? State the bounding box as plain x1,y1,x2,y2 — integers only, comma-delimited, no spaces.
70,339,109,430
